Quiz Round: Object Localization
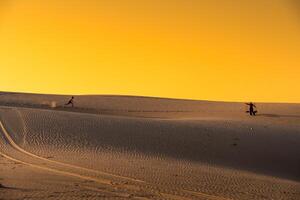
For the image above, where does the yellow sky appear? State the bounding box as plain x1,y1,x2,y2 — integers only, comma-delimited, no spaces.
0,0,299,102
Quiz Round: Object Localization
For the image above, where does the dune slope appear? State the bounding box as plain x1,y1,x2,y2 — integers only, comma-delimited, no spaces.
0,92,300,200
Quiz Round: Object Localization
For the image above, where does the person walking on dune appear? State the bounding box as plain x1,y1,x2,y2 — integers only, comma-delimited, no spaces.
65,96,75,108
246,102,257,116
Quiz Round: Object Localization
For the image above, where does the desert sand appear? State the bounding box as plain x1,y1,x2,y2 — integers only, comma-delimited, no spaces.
0,92,299,200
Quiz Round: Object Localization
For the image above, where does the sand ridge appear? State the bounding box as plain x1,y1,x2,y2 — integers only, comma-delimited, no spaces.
0,92,300,199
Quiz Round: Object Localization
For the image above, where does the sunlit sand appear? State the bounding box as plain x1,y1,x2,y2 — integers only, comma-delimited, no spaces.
0,92,299,199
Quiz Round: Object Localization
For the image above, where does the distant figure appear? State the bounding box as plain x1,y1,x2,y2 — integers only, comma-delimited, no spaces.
65,96,74,107
246,102,257,116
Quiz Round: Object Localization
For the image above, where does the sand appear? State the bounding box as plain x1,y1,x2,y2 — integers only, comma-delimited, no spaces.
0,92,299,200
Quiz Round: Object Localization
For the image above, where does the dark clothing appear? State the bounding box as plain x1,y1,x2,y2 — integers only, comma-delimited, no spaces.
65,97,74,107
246,103,256,116
250,107,255,115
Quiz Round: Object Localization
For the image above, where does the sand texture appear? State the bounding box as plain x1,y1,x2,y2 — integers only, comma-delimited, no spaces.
0,92,299,200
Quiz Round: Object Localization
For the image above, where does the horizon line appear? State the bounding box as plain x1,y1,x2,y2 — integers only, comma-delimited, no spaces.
1,90,299,104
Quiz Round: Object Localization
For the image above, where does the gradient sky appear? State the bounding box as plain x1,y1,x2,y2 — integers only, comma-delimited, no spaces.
0,0,299,102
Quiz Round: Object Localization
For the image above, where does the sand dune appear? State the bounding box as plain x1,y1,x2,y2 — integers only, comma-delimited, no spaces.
0,92,299,199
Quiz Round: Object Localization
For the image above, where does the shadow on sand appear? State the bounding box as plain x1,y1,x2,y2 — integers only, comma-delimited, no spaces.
258,113,300,118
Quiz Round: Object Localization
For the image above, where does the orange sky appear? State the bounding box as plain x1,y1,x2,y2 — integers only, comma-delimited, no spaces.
0,0,299,102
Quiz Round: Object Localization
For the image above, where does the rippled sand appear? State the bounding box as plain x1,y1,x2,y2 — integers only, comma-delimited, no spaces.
0,92,299,199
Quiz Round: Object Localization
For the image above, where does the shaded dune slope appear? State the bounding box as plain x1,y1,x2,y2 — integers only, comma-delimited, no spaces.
0,92,300,199
0,92,299,180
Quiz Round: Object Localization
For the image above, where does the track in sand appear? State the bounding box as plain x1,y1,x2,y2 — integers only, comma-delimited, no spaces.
0,108,231,200
0,93,299,199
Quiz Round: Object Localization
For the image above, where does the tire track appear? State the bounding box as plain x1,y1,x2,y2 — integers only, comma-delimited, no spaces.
0,118,181,199
0,151,139,199
1,119,121,182
0,119,148,198
0,109,232,200
2,111,144,184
